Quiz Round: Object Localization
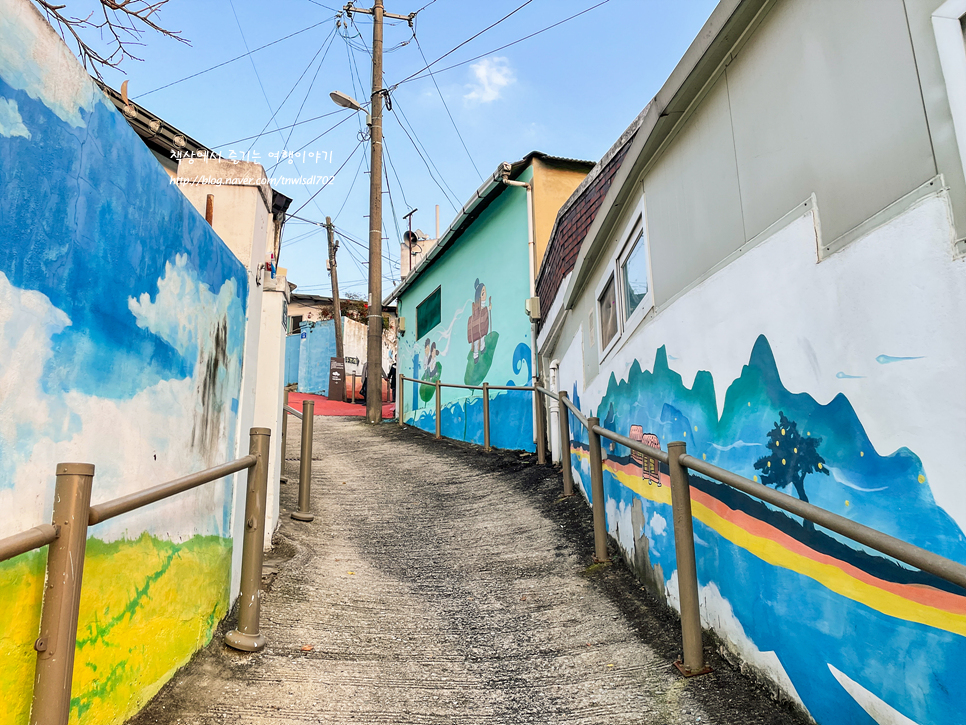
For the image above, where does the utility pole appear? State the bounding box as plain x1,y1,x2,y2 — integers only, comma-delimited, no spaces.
326,216,344,362
345,0,415,424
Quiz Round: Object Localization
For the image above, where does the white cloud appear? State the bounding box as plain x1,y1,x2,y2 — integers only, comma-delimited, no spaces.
0,262,245,544
0,97,29,137
0,0,103,127
464,57,515,103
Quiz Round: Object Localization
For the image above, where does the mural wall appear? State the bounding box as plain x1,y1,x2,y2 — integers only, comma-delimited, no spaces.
297,318,339,395
560,194,966,725
398,173,535,451
285,332,300,387
0,2,249,723
294,316,394,397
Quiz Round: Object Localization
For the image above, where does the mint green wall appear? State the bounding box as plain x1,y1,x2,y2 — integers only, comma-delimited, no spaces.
398,167,535,450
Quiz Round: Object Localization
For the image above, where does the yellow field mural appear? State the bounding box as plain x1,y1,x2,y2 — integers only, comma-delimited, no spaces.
0,534,231,725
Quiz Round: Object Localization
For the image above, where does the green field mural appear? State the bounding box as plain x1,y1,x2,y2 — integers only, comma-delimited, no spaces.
0,535,231,725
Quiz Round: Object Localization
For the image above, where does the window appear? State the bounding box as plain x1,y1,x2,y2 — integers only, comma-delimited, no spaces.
621,228,649,320
289,315,303,334
416,286,442,337
597,275,618,352
595,195,653,362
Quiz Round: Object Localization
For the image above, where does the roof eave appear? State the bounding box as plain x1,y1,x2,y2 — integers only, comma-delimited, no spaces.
562,0,769,310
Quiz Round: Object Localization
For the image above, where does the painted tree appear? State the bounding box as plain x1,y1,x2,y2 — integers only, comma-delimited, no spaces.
754,412,828,511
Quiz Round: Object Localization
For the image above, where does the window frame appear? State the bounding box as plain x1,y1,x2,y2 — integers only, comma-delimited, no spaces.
415,285,442,338
616,210,654,340
595,194,653,364
595,272,620,358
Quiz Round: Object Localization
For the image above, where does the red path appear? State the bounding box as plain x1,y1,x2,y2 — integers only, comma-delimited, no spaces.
288,391,395,419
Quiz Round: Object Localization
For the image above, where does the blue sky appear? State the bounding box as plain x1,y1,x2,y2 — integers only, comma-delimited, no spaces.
68,0,718,296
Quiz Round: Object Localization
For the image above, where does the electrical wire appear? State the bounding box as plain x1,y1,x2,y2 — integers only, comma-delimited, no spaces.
413,30,482,180
396,0,612,87
265,112,357,174
290,137,367,216
134,19,332,99
284,23,341,149
383,160,402,284
393,0,534,86
382,137,412,210
247,24,339,152
389,96,460,210
333,143,369,222
212,109,345,148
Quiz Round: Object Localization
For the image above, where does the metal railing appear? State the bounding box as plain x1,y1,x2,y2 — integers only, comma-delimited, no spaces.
0,428,273,725
283,400,316,522
537,385,966,678
398,376,547,462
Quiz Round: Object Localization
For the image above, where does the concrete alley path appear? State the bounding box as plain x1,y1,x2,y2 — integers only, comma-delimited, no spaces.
129,416,809,725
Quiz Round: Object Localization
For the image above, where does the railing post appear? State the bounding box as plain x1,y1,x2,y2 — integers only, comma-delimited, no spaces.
435,380,442,440
482,382,491,451
667,440,709,677
397,374,404,427
559,391,574,497
535,386,547,465
292,400,315,522
225,427,271,652
587,418,609,563
280,389,289,484
29,462,94,725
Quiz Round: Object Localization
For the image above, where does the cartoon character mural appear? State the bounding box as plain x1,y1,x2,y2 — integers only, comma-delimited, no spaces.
465,278,499,385
418,337,442,403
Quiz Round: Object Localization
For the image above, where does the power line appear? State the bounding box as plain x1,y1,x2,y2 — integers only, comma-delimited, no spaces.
394,0,534,86
229,0,338,223
413,31,482,180
333,143,370,222
389,96,460,210
383,155,403,284
290,137,367,216
265,112,357,174
284,23,341,149
212,109,346,148
397,1,612,87
413,0,439,14
134,19,332,99
383,137,412,210
247,24,339,152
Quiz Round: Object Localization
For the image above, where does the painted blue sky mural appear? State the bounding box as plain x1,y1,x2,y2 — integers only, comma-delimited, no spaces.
0,35,248,542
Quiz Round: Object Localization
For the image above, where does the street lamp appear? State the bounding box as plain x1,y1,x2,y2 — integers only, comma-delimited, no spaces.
329,90,363,111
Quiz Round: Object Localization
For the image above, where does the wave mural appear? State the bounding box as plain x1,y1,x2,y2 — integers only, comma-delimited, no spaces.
569,336,966,725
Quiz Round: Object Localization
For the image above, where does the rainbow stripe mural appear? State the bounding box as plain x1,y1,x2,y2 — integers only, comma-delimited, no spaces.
569,336,966,725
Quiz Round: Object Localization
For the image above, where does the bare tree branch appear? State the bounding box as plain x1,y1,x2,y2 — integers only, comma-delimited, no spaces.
32,0,189,79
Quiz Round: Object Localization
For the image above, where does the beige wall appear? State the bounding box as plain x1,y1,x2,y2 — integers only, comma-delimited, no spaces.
531,158,588,269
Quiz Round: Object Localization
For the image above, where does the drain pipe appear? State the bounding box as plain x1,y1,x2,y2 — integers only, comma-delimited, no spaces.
499,163,541,449
548,359,560,463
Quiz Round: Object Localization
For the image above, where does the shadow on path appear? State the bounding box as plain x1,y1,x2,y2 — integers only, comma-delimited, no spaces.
128,417,809,725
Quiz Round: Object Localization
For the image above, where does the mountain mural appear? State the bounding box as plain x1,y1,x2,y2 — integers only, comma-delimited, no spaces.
568,335,966,725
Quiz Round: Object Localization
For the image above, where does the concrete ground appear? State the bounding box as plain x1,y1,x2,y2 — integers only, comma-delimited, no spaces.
128,416,809,725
